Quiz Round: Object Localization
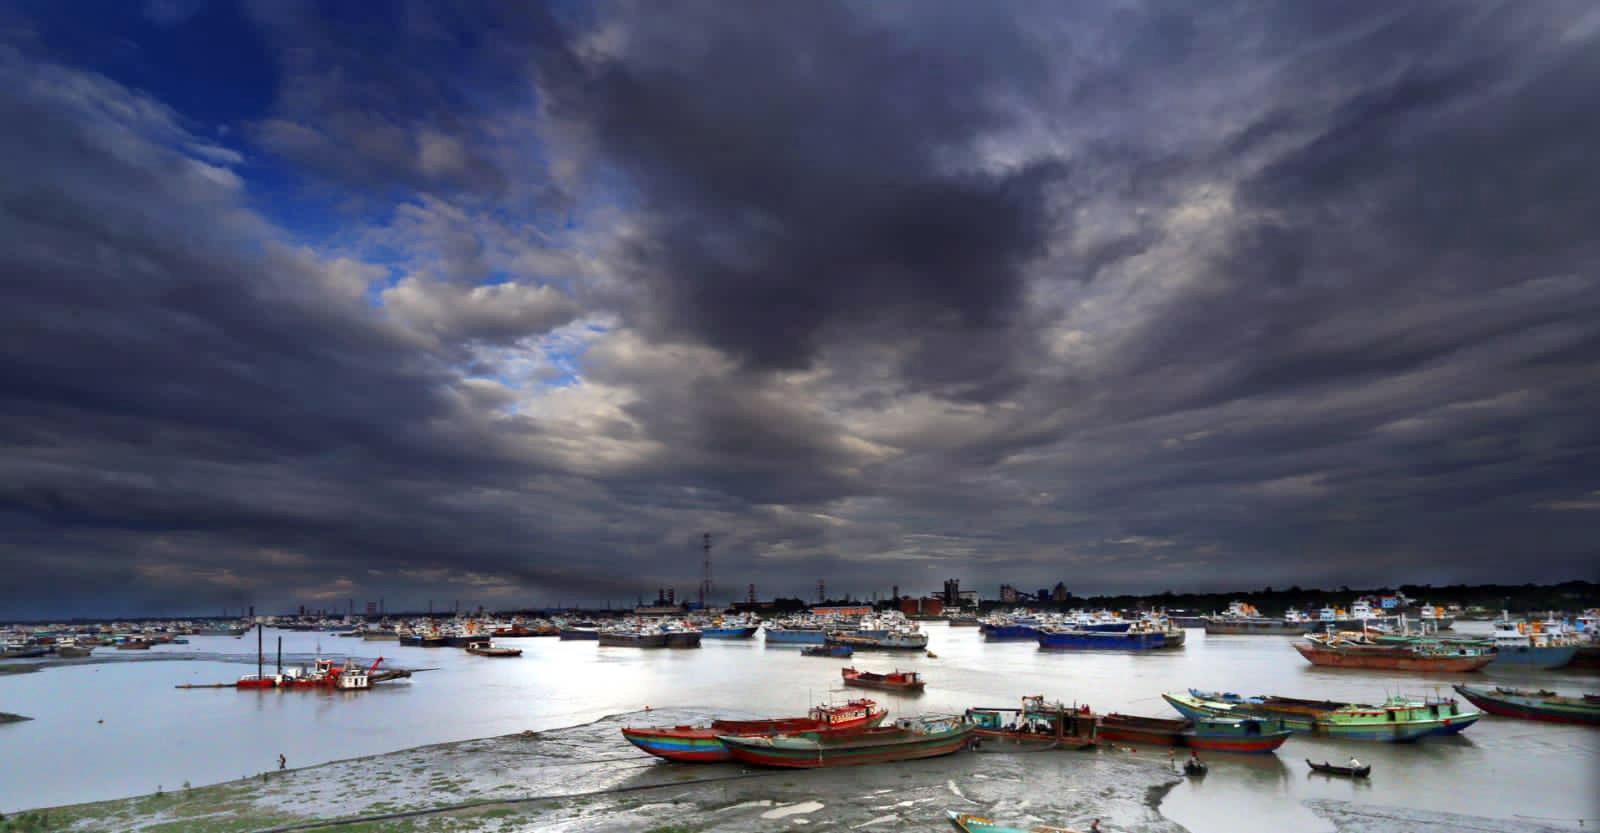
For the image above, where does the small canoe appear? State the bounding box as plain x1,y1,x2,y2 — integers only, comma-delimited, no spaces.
1307,758,1371,778
842,667,925,692
945,810,1082,833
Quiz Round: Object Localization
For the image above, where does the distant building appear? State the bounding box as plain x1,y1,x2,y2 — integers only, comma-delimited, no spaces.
942,578,961,605
999,584,1019,603
958,590,979,606
899,597,944,616
812,604,873,617
1051,582,1069,602
1036,589,1050,602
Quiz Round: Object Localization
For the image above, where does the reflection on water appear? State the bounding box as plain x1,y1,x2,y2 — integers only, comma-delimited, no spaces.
0,623,1597,831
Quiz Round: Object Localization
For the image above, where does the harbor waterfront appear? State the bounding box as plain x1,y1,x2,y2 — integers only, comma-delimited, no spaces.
0,622,1596,832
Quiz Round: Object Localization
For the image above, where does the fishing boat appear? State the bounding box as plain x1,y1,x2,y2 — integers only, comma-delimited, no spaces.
842,667,925,693
966,695,1098,749
598,626,669,648
1452,685,1600,726
1098,713,1291,753
1294,632,1493,672
464,641,522,657
1165,690,1480,741
717,714,973,768
1202,601,1305,635
1037,627,1165,651
557,623,600,640
946,615,981,627
114,638,153,651
621,699,887,762
1307,758,1371,778
945,810,1082,833
802,644,854,658
700,625,759,639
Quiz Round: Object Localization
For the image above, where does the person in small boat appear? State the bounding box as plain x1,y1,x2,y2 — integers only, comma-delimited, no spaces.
1348,756,1362,769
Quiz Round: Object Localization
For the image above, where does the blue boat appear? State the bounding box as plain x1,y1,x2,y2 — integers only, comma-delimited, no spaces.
1037,629,1165,650
981,623,1040,641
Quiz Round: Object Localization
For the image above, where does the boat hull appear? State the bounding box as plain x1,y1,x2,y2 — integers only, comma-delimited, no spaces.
763,628,827,645
1488,645,1578,669
718,725,973,768
1203,619,1303,635
622,708,889,762
599,632,669,648
1037,630,1165,650
1293,642,1493,672
1097,718,1289,753
1164,693,1479,741
558,628,599,640
700,627,758,639
1453,685,1600,726
980,624,1039,641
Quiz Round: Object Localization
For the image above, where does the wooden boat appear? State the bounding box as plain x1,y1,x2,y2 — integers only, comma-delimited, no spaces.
966,695,1098,749
1166,690,1481,741
842,667,924,692
1098,713,1290,753
1183,757,1208,776
802,644,853,658
621,699,886,762
717,715,973,768
464,641,522,657
945,810,1081,833
1307,758,1370,778
1452,684,1600,726
1294,633,1493,672
114,639,153,651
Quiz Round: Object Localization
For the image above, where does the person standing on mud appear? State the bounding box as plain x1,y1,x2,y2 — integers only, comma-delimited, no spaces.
277,753,286,771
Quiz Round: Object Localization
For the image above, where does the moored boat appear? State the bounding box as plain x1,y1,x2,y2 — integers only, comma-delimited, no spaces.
558,624,600,640
598,627,669,648
1486,618,1579,669
945,810,1082,833
842,666,925,693
802,644,854,658
717,714,973,768
826,631,928,651
966,695,1098,749
700,625,758,639
621,699,887,762
1294,632,1493,672
1452,684,1600,727
1097,713,1290,753
464,641,522,657
1037,628,1164,651
1165,690,1480,741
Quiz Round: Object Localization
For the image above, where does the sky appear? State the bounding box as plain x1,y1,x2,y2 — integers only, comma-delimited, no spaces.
2,1,1598,618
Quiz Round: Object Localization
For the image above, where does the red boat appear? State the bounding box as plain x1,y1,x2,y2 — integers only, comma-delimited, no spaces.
1293,636,1494,672
622,699,887,762
492,625,530,637
842,667,925,692
1098,713,1291,753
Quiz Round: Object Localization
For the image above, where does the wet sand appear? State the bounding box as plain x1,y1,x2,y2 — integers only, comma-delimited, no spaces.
25,707,1568,833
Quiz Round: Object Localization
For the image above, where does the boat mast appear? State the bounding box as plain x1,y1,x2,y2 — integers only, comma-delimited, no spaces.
256,617,263,681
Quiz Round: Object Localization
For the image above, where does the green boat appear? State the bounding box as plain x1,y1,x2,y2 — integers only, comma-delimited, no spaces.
946,810,1082,833
1164,690,1480,742
718,715,973,767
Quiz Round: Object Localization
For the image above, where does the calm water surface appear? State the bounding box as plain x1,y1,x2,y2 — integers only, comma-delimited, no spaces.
0,623,1596,830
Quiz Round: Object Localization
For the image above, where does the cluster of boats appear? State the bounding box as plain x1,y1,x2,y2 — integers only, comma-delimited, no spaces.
1291,615,1592,671
977,610,1186,651
620,668,1600,773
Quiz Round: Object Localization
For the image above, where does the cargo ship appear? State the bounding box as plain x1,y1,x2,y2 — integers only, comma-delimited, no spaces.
1294,632,1494,672
1201,602,1305,635
717,714,973,768
1037,627,1165,651
621,698,887,762
763,620,829,645
842,667,925,693
1165,690,1480,741
1486,618,1579,669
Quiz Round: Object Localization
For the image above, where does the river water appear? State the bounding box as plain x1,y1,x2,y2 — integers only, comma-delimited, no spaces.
0,622,1595,830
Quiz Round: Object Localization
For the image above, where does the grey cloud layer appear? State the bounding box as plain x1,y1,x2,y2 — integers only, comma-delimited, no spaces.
2,2,1597,618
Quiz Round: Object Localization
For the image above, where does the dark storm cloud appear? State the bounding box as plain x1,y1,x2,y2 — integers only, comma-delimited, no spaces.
538,1,1065,389
3,2,1599,618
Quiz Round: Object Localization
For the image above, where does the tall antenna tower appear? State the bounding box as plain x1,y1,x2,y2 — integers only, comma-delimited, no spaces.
699,532,713,608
